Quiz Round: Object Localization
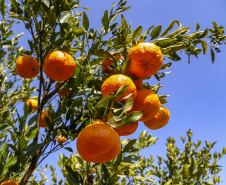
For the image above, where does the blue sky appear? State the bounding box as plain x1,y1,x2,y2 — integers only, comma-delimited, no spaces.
11,0,226,183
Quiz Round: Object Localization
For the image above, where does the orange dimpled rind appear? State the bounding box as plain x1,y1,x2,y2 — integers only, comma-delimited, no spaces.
76,120,121,163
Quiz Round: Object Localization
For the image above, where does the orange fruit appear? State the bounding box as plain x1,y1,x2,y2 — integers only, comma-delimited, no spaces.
25,99,38,112
102,53,122,74
76,119,121,163
16,55,40,78
133,78,143,90
57,135,67,143
44,51,76,81
144,106,170,130
0,180,19,185
55,83,71,97
130,89,161,122
114,121,138,136
127,42,163,78
101,74,137,102
40,111,52,128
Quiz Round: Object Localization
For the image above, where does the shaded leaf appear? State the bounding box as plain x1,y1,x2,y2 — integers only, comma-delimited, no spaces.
150,25,162,40
83,11,89,30
115,85,128,99
66,166,83,185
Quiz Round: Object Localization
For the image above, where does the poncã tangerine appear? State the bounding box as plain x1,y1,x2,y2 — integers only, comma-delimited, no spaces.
101,74,137,102
144,105,170,130
40,111,52,128
114,121,138,136
0,180,19,185
25,99,38,112
76,119,121,163
127,42,163,78
16,55,40,78
130,89,161,122
57,135,67,143
44,51,76,81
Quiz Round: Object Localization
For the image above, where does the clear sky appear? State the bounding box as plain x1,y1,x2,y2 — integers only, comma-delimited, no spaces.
12,0,226,183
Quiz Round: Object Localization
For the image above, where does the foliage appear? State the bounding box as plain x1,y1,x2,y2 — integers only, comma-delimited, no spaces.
0,0,226,184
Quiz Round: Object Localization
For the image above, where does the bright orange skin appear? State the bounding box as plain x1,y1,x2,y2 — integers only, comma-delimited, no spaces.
40,111,52,128
133,78,143,90
57,135,67,143
102,54,122,74
0,180,19,185
101,74,137,102
114,121,138,136
44,51,76,81
130,89,161,122
55,83,71,97
16,55,40,78
144,106,170,130
128,43,163,78
76,119,121,163
25,99,38,112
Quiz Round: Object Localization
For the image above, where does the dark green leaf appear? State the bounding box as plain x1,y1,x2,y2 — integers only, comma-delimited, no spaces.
5,157,17,168
133,26,142,40
211,48,215,63
1,0,5,16
115,85,129,100
26,143,46,156
28,114,38,126
83,11,89,30
47,11,56,27
201,40,207,55
66,166,83,185
123,139,137,153
102,10,108,27
121,14,128,29
20,134,26,149
26,126,39,141
64,147,73,153
123,98,133,113
150,25,162,40
198,28,208,39
156,39,174,48
160,20,181,37
95,95,115,108
196,23,200,31
73,28,85,36
121,58,131,75
92,49,113,59
120,111,143,126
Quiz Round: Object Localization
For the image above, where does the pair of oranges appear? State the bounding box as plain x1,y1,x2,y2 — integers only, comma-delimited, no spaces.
77,42,170,164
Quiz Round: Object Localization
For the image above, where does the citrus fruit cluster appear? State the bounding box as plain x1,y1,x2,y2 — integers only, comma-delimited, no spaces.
76,42,170,164
0,180,19,185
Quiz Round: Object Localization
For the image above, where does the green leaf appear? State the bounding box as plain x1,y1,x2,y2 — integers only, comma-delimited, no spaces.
59,12,71,23
120,111,143,126
150,25,162,40
164,179,172,185
121,58,131,75
95,95,115,108
73,28,85,36
92,48,112,58
196,23,200,31
160,20,181,37
201,40,207,55
20,134,26,149
5,157,17,168
64,147,73,153
133,26,142,40
121,14,128,29
198,28,208,39
1,0,5,16
211,48,215,64
28,114,38,126
115,85,129,100
26,126,39,141
47,11,56,27
83,11,89,31
123,98,133,113
156,39,174,48
123,139,137,153
102,9,108,27
66,166,83,185
26,143,46,156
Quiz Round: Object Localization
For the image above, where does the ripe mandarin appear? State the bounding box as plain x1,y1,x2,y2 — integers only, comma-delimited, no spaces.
130,89,161,122
57,135,67,143
40,111,52,128
0,180,19,185
16,55,40,78
101,74,137,102
144,106,170,130
25,99,38,112
114,121,138,136
44,51,76,81
127,42,163,78
76,119,121,163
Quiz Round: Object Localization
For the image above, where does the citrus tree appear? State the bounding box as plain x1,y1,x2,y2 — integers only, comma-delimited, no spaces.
0,0,226,184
